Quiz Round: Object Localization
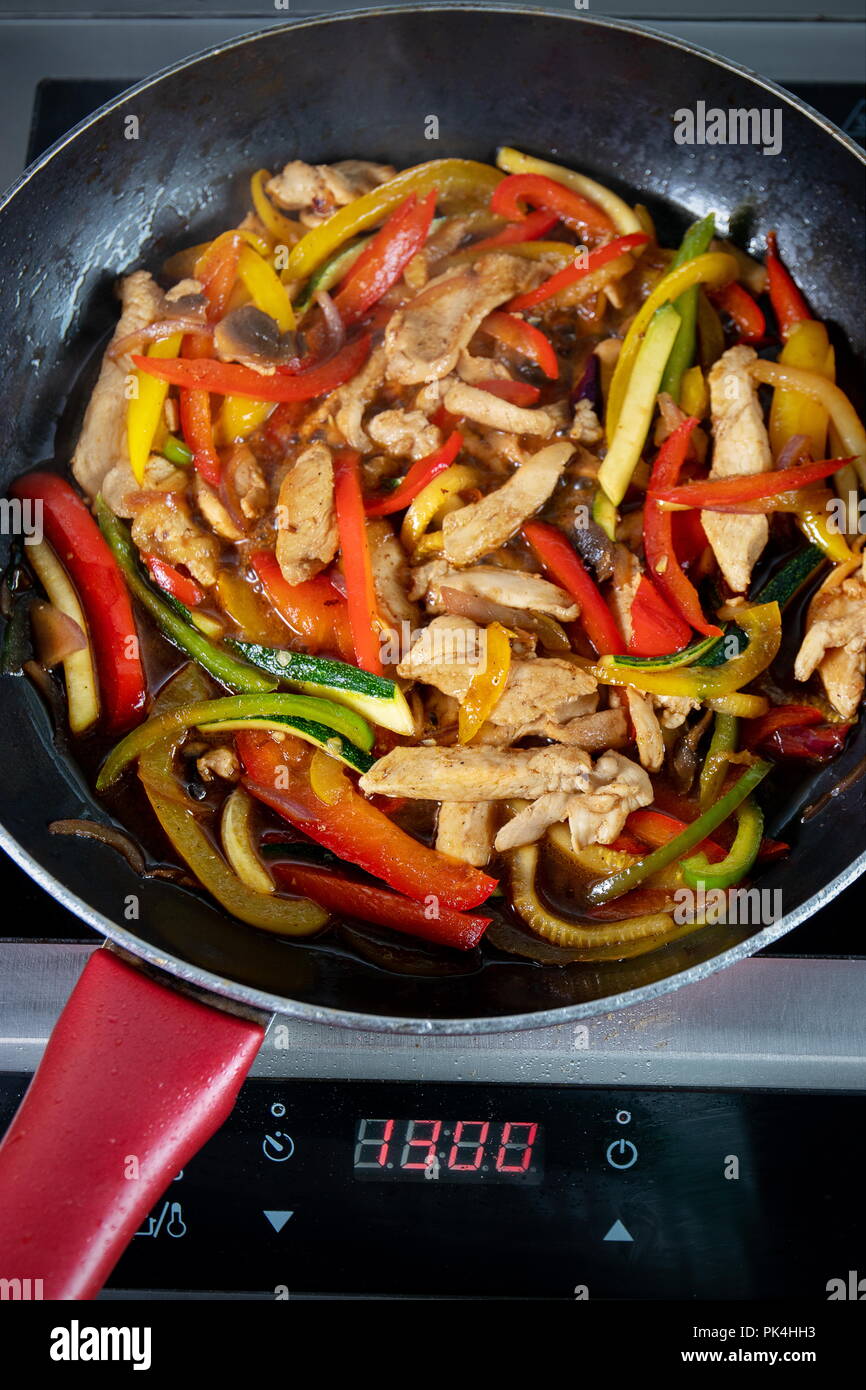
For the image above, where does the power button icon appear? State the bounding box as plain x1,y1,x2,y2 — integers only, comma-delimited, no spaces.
606,1138,638,1170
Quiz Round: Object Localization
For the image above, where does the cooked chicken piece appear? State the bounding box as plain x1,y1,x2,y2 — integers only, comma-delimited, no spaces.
607,549,642,645
360,744,595,801
795,568,866,719
396,615,596,729
164,276,204,305
129,491,220,587
196,746,240,783
194,475,244,543
384,253,539,385
702,346,773,593
456,350,511,385
367,409,442,460
625,688,665,772
442,441,573,567
654,694,700,729
266,158,395,228
72,271,164,504
366,519,419,636
442,380,560,437
494,750,652,851
460,425,528,471
419,563,578,620
330,345,387,449
435,801,496,867
274,443,338,586
489,707,627,751
227,445,269,521
570,399,603,445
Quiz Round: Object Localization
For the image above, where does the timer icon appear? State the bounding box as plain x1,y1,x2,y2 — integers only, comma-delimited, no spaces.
606,1138,638,1170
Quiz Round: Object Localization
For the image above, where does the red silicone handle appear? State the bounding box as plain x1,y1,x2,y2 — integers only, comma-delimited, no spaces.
0,948,264,1299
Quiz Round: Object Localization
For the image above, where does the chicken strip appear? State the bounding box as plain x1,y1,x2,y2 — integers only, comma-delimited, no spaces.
442,441,573,567
441,380,560,437
360,745,595,801
129,491,220,587
418,562,578,621
625,688,665,772
366,518,419,634
274,442,338,586
435,801,497,867
367,409,441,460
494,750,652,851
266,158,395,228
72,271,164,507
384,253,539,385
794,565,866,719
702,346,773,593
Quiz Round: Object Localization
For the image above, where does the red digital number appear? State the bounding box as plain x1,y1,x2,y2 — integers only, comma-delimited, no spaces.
354,1118,394,1168
495,1121,538,1173
447,1120,489,1171
400,1120,442,1170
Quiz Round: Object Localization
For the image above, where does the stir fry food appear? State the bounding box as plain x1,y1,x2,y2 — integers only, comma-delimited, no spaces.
5,150,865,963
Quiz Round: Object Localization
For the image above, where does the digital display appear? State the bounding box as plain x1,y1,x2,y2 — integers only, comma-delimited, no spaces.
353,1118,543,1183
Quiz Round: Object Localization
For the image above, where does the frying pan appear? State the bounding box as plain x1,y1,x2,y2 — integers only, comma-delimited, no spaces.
0,5,863,1300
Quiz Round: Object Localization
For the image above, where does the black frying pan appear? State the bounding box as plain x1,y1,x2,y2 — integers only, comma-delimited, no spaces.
0,5,863,1298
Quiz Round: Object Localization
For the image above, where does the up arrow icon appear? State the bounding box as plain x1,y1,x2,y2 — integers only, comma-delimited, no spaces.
264,1210,294,1233
603,1219,633,1242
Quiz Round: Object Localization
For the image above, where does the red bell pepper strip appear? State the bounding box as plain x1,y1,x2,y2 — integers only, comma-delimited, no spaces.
178,387,221,488
477,378,541,406
742,703,823,748
644,417,722,638
333,451,385,675
707,282,766,343
490,172,614,239
766,231,811,340
523,520,625,656
131,334,372,402
271,861,491,950
627,575,693,657
626,808,727,862
364,430,464,517
508,232,650,312
671,509,709,566
650,457,843,509
143,554,204,608
480,310,559,380
333,190,437,326
760,723,850,761
251,550,352,658
237,730,497,910
469,209,558,252
11,472,145,730
195,232,243,322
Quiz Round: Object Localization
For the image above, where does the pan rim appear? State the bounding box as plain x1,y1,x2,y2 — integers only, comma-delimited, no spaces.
0,3,864,1033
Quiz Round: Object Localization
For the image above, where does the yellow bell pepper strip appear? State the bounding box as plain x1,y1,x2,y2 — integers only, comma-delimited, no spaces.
249,169,303,247
217,395,273,446
400,463,481,552
27,539,99,734
458,621,512,743
98,689,373,791
749,359,866,490
126,331,183,484
237,243,295,331
509,843,683,957
679,364,708,419
681,796,764,890
139,665,326,936
220,786,275,895
96,498,277,698
586,760,771,905
496,147,643,237
333,451,385,676
606,252,737,438
597,303,681,507
699,712,738,810
705,693,769,718
659,213,715,403
592,601,781,699
768,319,852,563
287,158,503,281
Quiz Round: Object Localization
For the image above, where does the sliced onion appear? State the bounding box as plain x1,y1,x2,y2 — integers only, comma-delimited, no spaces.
314,290,346,358
49,818,147,876
30,598,86,669
438,585,570,650
774,432,811,471
109,318,212,359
